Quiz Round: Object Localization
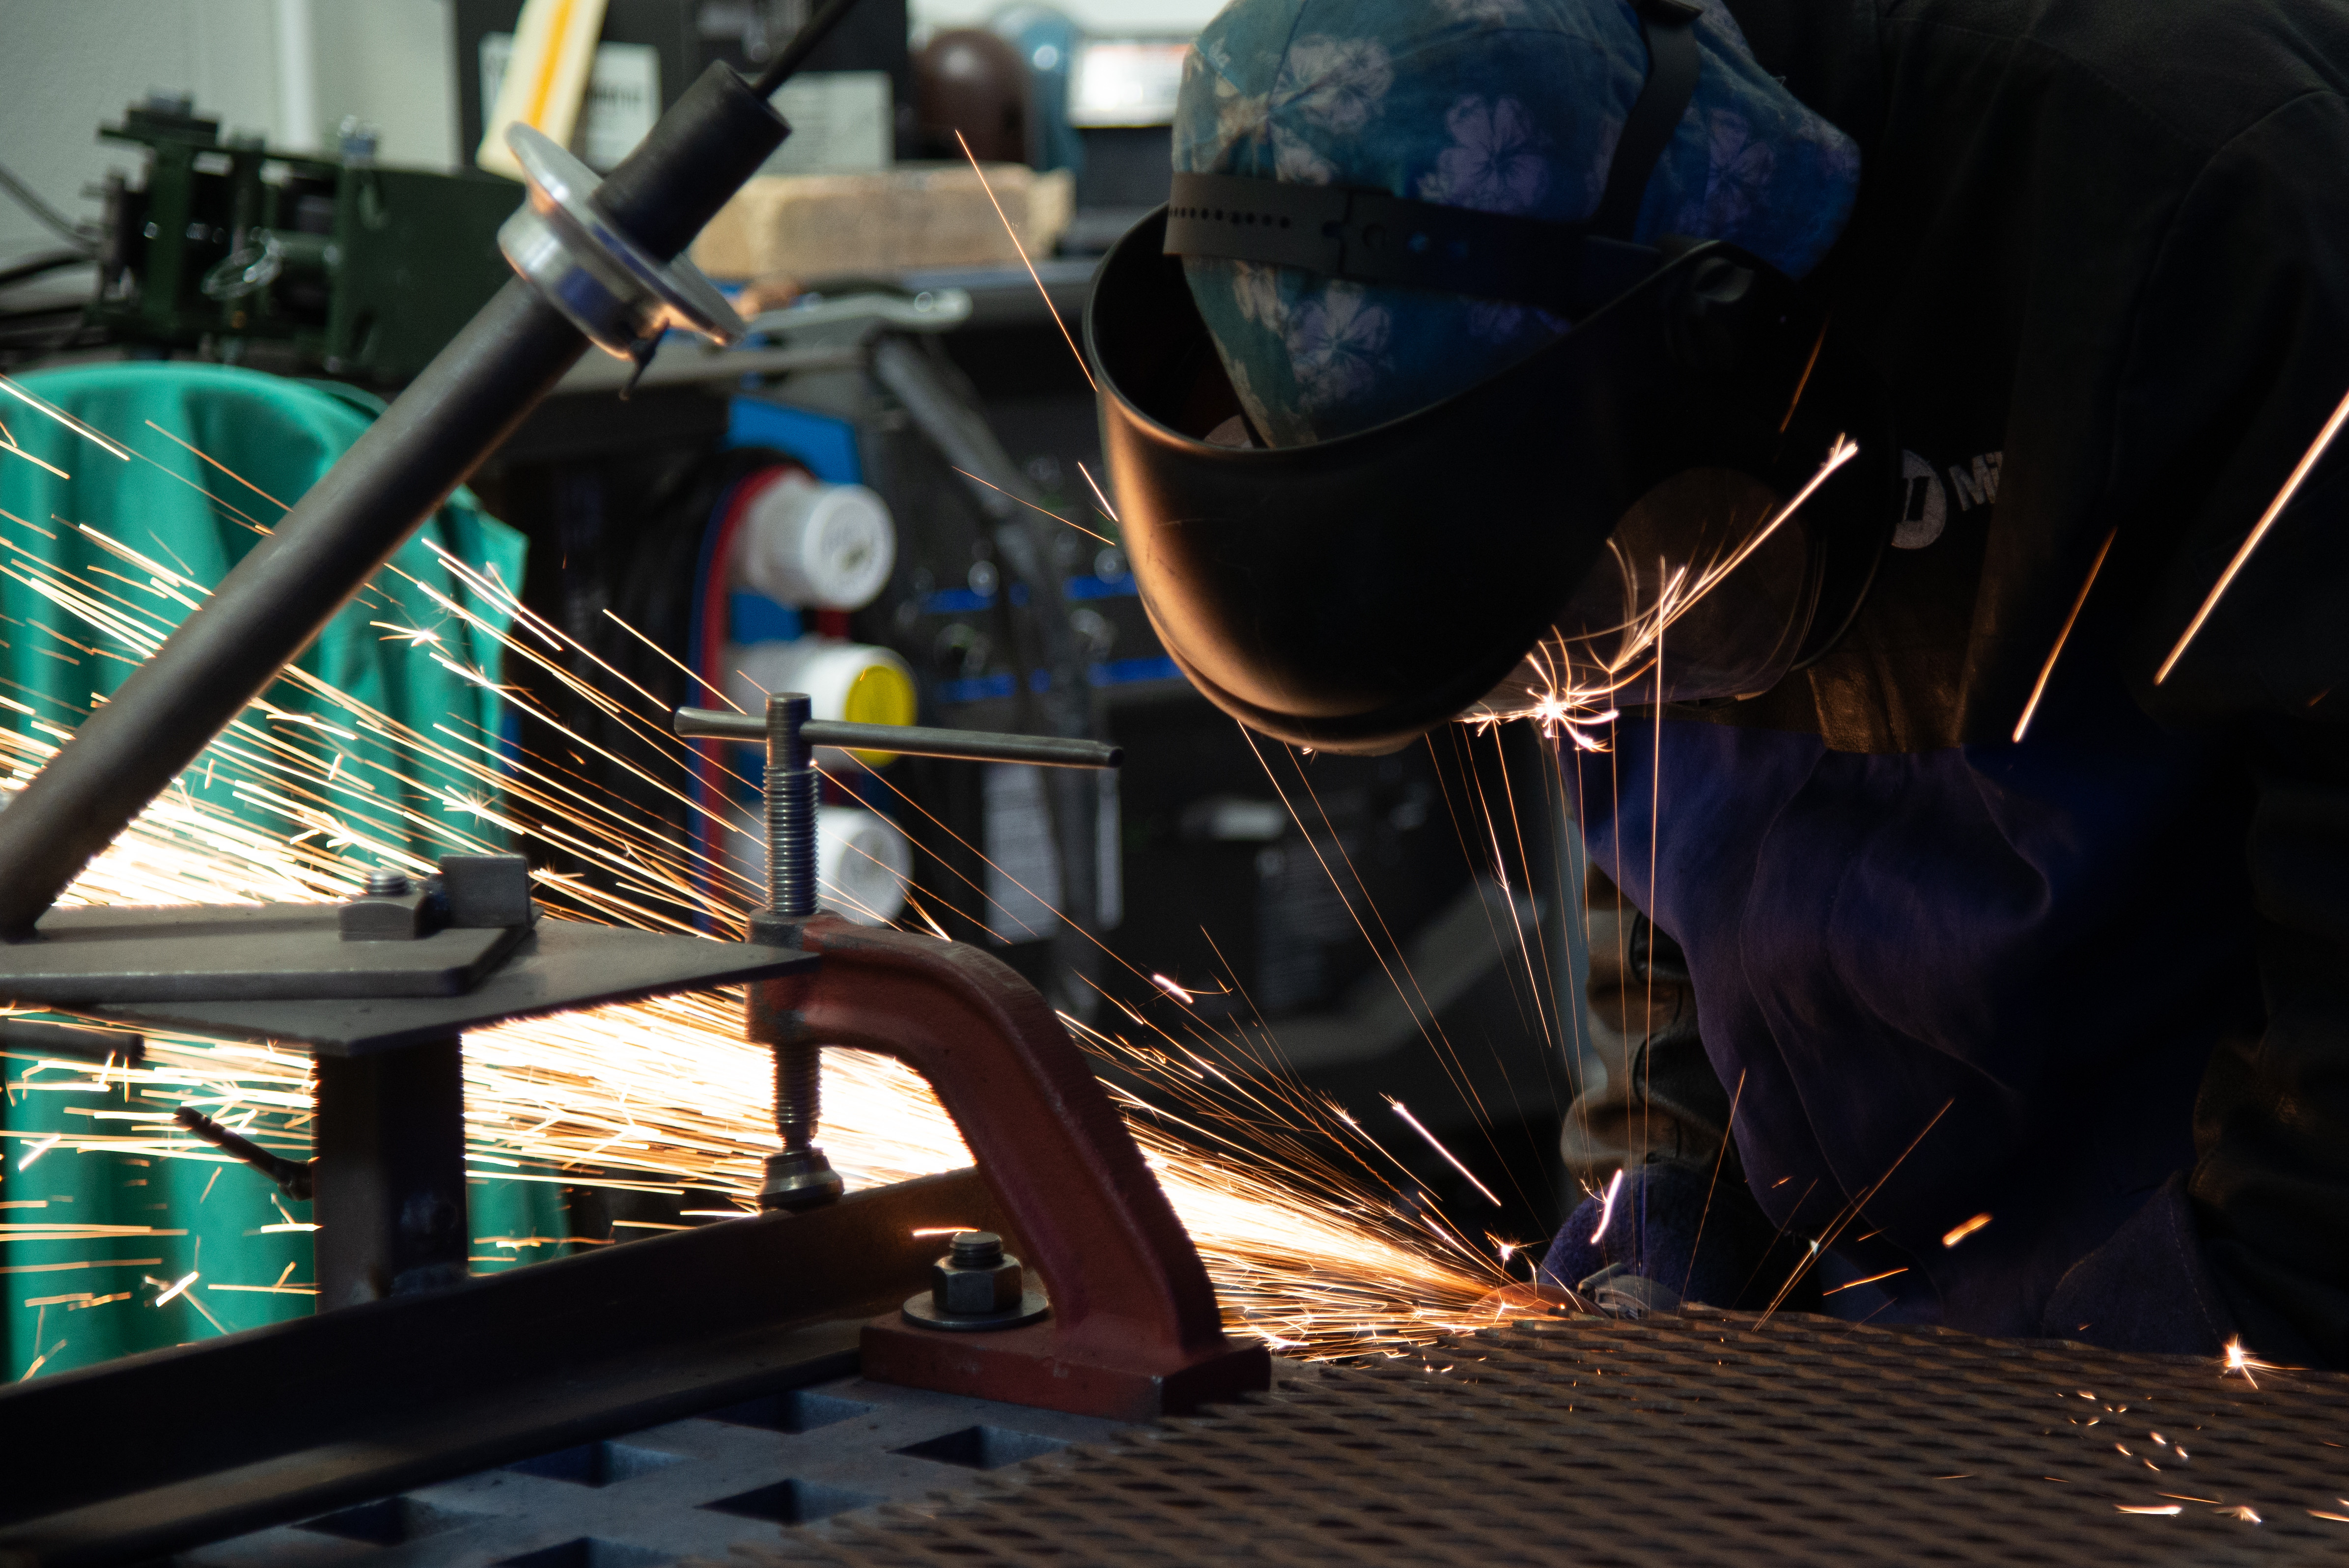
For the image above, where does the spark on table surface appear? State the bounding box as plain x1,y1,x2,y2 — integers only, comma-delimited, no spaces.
2222,1337,2277,1389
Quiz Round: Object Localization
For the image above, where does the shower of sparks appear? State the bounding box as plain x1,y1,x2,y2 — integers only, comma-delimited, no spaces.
1386,1098,1500,1207
1469,435,1861,746
0,500,1503,1359
1941,1212,1992,1248
2157,380,2349,684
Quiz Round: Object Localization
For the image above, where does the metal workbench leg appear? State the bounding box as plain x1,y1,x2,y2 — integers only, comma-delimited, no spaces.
312,1034,470,1308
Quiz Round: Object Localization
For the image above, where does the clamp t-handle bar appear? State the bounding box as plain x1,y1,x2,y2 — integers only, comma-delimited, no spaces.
672,693,1116,1213
671,707,1120,770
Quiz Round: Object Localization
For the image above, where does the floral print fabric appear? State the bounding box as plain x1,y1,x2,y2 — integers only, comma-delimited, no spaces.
1174,0,1861,447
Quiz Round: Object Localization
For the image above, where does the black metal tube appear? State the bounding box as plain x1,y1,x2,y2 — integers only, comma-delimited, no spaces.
0,280,586,938
674,707,1122,769
594,63,788,262
750,0,867,95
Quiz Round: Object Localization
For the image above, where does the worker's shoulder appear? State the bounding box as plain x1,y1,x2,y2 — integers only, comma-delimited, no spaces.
1881,0,2349,156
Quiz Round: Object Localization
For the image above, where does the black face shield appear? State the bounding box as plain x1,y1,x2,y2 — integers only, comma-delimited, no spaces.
1083,209,1895,755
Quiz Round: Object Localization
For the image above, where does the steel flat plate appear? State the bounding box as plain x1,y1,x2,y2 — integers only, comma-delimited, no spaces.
0,904,527,1005
88,920,815,1054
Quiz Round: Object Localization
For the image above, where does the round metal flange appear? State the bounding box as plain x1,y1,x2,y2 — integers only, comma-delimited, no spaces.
498,123,746,362
759,1147,844,1212
902,1287,1051,1333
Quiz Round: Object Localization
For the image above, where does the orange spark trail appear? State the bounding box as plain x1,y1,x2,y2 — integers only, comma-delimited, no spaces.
140,420,290,509
948,465,1115,546
1941,1211,1992,1248
2013,527,2116,742
1387,1098,1501,1206
0,442,68,480
1588,1167,1627,1241
954,131,1096,394
1760,1099,1954,1320
1680,1068,1746,1303
2157,379,2349,684
0,374,131,459
1077,460,1120,524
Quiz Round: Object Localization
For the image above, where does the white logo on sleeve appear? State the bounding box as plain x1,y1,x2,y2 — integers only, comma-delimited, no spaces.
1949,451,2002,512
1894,450,1946,549
1893,449,2003,548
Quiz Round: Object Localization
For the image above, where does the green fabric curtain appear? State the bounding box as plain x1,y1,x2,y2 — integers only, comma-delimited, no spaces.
0,362,560,1378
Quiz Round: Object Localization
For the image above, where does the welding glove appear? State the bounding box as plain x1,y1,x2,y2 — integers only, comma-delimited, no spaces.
1537,1157,1816,1314
2040,1171,2240,1355
1544,870,1819,1313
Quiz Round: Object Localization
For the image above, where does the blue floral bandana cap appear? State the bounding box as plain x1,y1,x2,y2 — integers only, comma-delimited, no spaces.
1174,0,1861,447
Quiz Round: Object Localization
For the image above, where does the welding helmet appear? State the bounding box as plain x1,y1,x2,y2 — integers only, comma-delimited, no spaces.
1085,0,1896,754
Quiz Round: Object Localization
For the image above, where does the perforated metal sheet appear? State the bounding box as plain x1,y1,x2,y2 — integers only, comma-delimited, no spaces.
723,1310,2349,1566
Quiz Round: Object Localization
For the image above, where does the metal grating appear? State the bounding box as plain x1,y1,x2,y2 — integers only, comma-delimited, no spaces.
717,1310,2349,1566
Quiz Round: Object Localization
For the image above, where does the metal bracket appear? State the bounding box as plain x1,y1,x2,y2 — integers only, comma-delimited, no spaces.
753,915,1271,1421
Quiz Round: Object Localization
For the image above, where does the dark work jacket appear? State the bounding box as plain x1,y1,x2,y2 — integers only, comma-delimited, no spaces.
1573,0,2349,1362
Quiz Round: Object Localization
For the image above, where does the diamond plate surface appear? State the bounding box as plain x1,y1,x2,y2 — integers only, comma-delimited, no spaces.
733,1311,2349,1566
180,1311,2349,1566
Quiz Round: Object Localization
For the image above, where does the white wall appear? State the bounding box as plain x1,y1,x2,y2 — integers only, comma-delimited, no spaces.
909,0,1224,38
0,0,458,263
311,0,460,169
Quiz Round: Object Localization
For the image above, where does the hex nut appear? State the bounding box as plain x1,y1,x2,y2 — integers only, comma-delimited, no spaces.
932,1254,1024,1316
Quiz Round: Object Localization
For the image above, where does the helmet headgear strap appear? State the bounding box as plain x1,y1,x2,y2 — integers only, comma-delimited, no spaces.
1164,0,1704,316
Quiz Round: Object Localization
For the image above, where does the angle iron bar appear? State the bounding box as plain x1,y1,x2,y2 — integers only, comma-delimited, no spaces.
0,1168,1001,1568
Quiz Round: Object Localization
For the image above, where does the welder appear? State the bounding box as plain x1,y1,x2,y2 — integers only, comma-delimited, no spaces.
1086,0,2349,1365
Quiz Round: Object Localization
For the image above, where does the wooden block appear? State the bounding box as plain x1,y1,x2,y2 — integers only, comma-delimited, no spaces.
693,165,1076,281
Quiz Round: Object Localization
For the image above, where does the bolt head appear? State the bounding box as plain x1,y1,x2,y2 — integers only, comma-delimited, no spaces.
950,1230,1004,1268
